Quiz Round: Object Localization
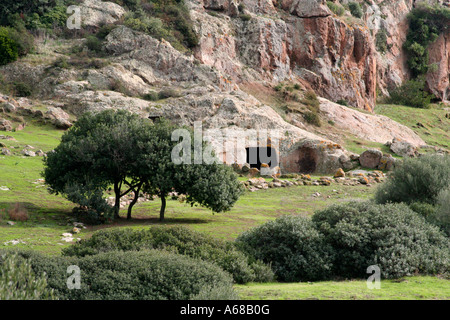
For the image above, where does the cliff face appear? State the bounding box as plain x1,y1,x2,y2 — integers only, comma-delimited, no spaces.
192,0,449,108
1,0,445,174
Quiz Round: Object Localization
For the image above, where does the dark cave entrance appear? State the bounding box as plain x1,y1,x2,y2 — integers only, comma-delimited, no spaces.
246,147,279,170
296,146,318,173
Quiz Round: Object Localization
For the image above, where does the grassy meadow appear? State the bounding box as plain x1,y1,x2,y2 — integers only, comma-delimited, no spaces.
0,110,449,300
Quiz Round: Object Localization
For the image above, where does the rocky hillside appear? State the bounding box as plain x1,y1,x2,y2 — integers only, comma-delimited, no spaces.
0,0,448,174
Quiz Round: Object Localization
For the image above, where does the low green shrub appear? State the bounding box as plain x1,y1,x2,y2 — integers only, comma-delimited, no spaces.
348,2,363,18
13,81,32,97
388,77,434,108
327,1,345,16
142,91,160,101
312,201,450,279
62,226,274,284
239,14,252,21
433,188,450,236
336,99,348,106
4,249,236,300
376,28,388,53
85,35,103,53
303,111,321,127
409,202,436,219
375,154,450,205
0,253,56,300
236,215,334,282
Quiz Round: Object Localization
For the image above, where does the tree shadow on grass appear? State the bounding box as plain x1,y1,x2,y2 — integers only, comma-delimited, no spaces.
0,202,72,226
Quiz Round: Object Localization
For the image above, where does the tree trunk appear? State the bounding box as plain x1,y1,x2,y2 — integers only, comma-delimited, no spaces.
127,183,143,220
160,193,166,222
113,181,121,219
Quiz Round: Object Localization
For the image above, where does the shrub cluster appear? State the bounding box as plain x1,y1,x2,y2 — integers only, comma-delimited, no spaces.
237,202,449,281
388,77,434,108
375,154,450,205
236,216,333,282
348,2,363,18
0,253,56,300
63,226,274,284
3,249,236,300
312,202,449,279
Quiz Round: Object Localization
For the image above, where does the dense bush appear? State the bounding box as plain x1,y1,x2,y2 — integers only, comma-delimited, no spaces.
312,201,450,279
62,226,274,284
388,77,434,108
236,215,334,282
375,154,450,205
0,1,69,30
5,249,235,300
348,2,363,18
404,5,450,77
0,253,56,300
0,27,18,65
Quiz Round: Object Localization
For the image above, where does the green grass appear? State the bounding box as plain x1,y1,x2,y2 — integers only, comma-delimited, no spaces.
1,121,448,299
235,276,450,300
375,104,450,150
0,122,376,253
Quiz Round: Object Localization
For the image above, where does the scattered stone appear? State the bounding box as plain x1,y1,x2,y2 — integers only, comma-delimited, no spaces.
4,239,25,245
21,149,36,157
241,163,250,172
6,221,15,226
359,177,369,185
1,148,11,155
35,150,46,157
334,168,345,178
0,186,10,191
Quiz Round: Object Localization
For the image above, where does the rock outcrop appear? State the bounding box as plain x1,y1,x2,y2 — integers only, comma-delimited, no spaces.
0,0,447,175
79,0,126,28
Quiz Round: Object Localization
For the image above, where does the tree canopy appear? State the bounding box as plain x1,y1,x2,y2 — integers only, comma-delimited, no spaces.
43,109,244,222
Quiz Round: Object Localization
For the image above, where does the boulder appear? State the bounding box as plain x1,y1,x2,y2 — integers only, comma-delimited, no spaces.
377,154,396,171
79,0,126,28
2,102,16,113
388,138,418,157
359,149,383,169
0,119,13,131
22,149,36,157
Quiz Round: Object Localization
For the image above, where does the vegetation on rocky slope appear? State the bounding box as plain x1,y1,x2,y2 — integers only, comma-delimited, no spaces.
404,4,450,77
